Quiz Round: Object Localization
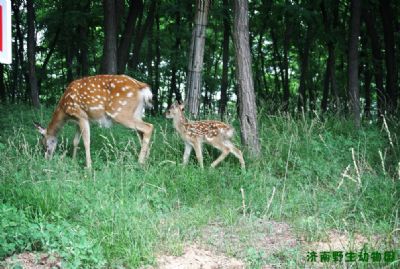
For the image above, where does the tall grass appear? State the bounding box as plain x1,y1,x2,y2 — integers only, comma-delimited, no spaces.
0,105,399,267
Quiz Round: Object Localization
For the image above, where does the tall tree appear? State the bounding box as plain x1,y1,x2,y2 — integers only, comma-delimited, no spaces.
348,0,361,128
117,0,143,74
297,24,312,112
362,5,385,116
282,20,291,112
379,0,398,112
219,0,230,120
170,7,182,104
77,0,91,77
27,0,40,108
321,0,339,112
186,0,210,117
233,0,261,156
11,0,22,103
101,0,118,74
129,0,157,71
152,11,161,114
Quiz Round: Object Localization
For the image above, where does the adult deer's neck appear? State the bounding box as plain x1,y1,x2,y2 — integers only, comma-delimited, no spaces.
46,108,67,136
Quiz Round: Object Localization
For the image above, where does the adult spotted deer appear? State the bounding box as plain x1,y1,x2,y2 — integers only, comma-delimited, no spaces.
165,102,245,169
34,74,153,168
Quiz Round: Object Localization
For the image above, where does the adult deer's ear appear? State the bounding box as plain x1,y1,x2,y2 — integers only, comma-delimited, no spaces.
33,121,47,136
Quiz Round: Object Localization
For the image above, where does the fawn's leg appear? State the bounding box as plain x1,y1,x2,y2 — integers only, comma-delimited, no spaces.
192,140,204,168
210,139,230,168
183,142,193,165
210,138,245,169
223,140,246,169
78,118,92,168
230,145,246,169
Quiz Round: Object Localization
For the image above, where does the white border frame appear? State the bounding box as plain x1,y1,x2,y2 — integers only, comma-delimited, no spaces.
0,0,11,64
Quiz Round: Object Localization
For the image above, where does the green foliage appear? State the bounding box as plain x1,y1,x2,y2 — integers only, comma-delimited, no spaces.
0,204,106,268
0,204,34,259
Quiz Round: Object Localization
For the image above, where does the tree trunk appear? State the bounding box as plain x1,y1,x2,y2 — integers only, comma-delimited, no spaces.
153,12,161,114
297,26,311,112
348,0,361,128
101,0,118,74
362,6,385,116
39,27,60,88
321,56,330,113
363,63,372,119
129,0,157,71
78,1,90,77
146,19,154,113
321,0,339,113
308,80,316,113
117,0,143,74
27,0,40,108
270,29,281,105
186,0,210,117
259,36,268,100
282,24,290,112
379,0,397,112
11,0,19,103
13,0,27,103
233,0,261,156
170,9,182,104
66,47,74,82
219,0,230,120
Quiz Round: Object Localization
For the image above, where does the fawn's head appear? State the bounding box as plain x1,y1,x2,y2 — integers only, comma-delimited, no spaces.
34,122,58,160
165,102,184,119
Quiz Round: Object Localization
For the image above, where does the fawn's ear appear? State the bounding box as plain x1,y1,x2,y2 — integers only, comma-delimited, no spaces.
177,99,184,110
33,121,47,136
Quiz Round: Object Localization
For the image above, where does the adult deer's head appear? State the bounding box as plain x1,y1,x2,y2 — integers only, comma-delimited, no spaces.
34,121,58,160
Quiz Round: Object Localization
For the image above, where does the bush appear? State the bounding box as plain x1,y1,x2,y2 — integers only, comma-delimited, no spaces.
0,203,106,268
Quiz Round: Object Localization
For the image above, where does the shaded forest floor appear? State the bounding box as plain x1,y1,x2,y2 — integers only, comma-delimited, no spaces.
0,105,399,268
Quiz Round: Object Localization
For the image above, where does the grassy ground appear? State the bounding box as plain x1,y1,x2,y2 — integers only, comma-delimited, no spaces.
0,104,399,268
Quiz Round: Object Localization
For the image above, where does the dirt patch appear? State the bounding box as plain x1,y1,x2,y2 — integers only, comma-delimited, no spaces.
304,230,382,252
1,252,61,269
149,244,245,269
146,218,297,268
200,219,298,260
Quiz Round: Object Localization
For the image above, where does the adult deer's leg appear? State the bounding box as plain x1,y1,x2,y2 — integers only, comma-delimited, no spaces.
183,142,193,165
114,117,153,164
79,118,92,168
137,122,153,163
72,126,81,160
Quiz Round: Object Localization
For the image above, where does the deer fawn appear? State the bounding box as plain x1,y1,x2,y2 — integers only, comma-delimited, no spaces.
165,102,245,169
34,74,153,168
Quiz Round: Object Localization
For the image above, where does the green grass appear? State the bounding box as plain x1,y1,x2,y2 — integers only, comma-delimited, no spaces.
0,104,399,268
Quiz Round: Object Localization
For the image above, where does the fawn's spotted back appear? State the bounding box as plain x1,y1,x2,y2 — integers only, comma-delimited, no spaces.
183,120,233,139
